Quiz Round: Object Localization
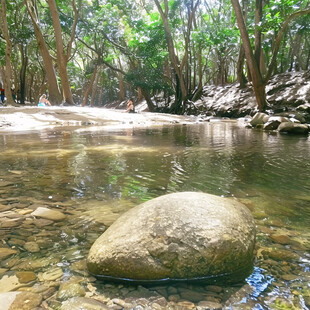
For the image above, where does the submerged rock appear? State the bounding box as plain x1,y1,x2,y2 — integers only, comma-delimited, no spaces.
0,248,17,260
0,291,42,310
31,206,66,221
87,192,256,283
60,297,109,310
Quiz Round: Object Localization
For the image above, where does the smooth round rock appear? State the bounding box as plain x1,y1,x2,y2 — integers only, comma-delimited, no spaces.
87,192,256,283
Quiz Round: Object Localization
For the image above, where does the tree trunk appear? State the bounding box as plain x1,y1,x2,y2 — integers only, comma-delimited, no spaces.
82,65,98,107
90,67,100,106
47,0,74,105
154,0,189,112
118,59,126,102
231,0,267,111
0,0,14,105
141,88,156,112
18,44,28,105
25,0,62,104
254,0,262,67
237,44,247,88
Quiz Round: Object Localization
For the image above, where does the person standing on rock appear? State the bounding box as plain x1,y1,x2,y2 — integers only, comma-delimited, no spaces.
0,85,5,103
38,94,52,107
126,98,135,113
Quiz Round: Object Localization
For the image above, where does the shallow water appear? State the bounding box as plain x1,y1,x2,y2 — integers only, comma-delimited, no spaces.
0,121,310,309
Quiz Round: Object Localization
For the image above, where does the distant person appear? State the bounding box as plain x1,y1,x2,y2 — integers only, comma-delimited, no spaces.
38,94,51,107
126,98,135,113
11,88,16,102
0,86,4,103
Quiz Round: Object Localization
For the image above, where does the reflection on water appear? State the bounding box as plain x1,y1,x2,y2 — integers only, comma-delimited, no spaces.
0,121,310,309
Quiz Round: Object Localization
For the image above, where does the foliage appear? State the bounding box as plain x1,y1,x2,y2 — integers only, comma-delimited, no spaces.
0,0,309,107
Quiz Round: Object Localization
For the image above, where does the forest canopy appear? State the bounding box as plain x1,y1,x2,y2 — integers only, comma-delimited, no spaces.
0,0,309,113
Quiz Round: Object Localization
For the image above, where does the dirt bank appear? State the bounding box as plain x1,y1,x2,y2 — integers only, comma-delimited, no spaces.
0,106,199,133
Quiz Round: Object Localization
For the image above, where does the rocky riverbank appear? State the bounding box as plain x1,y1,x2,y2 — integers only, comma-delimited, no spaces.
0,71,309,134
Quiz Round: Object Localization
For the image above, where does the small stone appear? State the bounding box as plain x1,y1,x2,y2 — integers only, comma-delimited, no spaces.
0,292,21,310
60,297,109,310
9,170,22,175
168,294,180,302
56,282,86,301
0,275,23,292
16,271,37,283
38,267,63,282
23,242,40,253
266,249,299,262
197,300,222,309
70,259,87,271
8,238,25,247
0,204,14,211
31,206,66,221
179,288,206,302
281,274,298,281
0,248,17,260
270,234,291,245
17,209,33,215
14,257,59,271
32,218,54,227
152,297,168,307
0,220,21,228
9,291,42,310
177,300,196,308
0,181,14,187
206,285,223,293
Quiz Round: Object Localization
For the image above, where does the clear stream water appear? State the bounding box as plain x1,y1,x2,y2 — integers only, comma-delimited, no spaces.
0,120,310,309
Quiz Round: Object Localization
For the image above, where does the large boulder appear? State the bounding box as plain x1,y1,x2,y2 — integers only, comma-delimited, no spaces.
87,192,256,284
278,122,309,134
250,112,270,127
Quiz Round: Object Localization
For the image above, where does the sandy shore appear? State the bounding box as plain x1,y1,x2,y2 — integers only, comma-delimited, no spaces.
0,106,199,133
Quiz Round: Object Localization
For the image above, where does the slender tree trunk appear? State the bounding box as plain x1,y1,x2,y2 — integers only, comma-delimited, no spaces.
306,44,310,69
0,0,14,105
198,46,203,90
118,59,126,102
141,88,156,112
137,88,143,101
90,67,100,106
47,0,74,105
265,8,310,81
154,0,190,112
237,44,247,88
231,0,267,111
25,0,62,104
82,65,98,107
254,0,262,67
18,44,28,105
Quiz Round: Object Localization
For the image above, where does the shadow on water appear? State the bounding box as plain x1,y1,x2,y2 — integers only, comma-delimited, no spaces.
0,122,309,308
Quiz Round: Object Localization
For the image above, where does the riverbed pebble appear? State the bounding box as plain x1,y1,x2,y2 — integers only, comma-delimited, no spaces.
0,247,17,260
31,206,66,221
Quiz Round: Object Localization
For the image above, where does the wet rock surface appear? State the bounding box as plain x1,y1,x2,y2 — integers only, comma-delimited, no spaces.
246,112,310,134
